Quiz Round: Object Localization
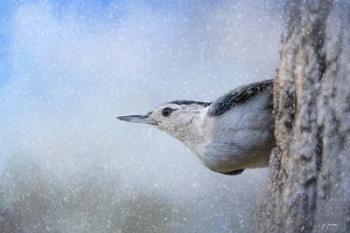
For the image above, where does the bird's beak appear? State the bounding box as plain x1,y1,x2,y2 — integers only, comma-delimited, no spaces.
116,115,158,125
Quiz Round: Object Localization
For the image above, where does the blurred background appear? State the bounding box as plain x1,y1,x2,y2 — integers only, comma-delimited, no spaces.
0,0,283,232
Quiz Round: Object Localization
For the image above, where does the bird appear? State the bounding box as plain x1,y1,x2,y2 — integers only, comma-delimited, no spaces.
117,79,275,175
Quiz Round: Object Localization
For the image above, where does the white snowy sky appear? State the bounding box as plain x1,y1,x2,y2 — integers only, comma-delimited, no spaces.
0,1,283,232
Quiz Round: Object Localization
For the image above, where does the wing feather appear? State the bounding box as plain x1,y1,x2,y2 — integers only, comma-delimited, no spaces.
208,79,273,117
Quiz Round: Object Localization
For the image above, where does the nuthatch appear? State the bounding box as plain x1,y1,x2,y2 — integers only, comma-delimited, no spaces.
117,79,274,175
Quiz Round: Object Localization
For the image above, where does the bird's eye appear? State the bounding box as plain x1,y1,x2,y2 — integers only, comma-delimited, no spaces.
161,107,173,117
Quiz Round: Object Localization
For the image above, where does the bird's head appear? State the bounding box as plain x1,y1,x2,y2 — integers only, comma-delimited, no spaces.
117,100,211,142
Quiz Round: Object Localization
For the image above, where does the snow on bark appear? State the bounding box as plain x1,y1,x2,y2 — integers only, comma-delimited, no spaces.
261,1,350,232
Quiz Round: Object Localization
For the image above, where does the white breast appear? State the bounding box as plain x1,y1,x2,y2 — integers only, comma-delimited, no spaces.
189,93,274,173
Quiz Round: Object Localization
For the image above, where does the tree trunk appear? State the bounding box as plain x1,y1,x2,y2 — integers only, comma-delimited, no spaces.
262,1,350,232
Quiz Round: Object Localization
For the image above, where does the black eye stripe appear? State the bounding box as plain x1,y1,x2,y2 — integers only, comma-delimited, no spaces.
161,107,174,117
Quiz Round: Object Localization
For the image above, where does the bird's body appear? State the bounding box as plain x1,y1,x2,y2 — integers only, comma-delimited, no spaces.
117,80,275,175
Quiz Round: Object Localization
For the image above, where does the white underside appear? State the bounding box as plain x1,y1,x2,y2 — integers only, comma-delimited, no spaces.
183,91,274,173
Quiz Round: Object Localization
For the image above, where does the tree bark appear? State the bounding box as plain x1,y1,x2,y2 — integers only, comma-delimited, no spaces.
262,1,350,232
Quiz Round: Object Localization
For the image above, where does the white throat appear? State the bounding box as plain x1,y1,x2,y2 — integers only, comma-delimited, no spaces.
169,107,214,156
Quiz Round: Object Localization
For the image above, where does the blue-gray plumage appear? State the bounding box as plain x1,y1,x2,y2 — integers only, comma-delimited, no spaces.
117,79,275,175
208,79,273,116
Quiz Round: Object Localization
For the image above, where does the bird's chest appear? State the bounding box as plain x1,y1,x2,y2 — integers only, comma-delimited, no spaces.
191,108,273,171
181,117,215,160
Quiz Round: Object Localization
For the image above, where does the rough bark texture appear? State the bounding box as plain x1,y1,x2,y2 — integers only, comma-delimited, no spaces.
262,1,350,232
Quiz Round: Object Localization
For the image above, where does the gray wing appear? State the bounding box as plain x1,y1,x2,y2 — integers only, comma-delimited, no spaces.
208,79,273,117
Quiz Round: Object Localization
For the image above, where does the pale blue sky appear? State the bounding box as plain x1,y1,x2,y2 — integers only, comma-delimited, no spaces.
0,1,283,232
